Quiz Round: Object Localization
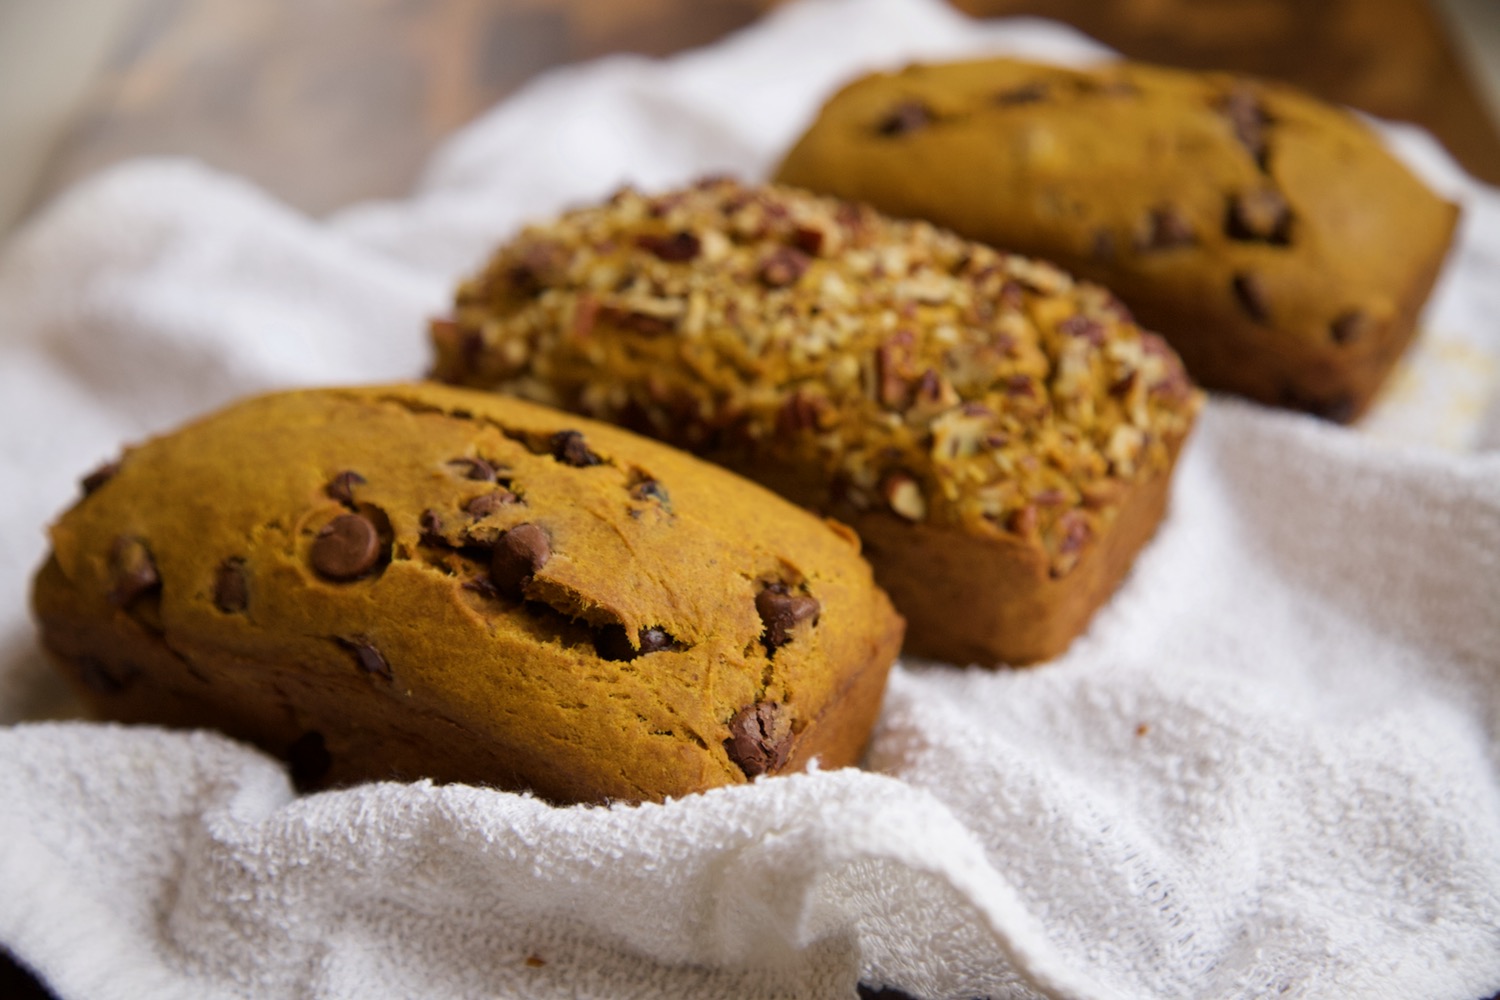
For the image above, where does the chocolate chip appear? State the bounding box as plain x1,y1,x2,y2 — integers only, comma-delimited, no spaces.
338,636,392,680
1231,272,1271,324
325,470,365,504
310,513,382,581
1330,310,1371,345
876,99,934,136
1226,189,1292,243
448,457,498,482
635,231,701,262
1221,85,1271,169
594,624,675,662
550,430,601,468
419,509,450,547
287,731,332,791
724,702,792,778
755,584,820,650
629,478,670,505
995,81,1049,106
490,522,550,595
758,246,810,288
1137,205,1196,250
638,627,673,653
213,557,248,613
109,536,159,607
1278,385,1357,423
465,489,518,517
80,460,121,497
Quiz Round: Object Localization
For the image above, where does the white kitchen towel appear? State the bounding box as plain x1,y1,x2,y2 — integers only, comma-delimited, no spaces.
2,0,1499,997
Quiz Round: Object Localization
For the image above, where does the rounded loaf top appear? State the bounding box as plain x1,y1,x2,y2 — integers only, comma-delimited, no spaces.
33,382,904,804
434,177,1202,579
773,57,1459,422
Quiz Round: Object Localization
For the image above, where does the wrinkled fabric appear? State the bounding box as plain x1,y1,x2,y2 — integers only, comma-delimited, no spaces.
1,1,1498,997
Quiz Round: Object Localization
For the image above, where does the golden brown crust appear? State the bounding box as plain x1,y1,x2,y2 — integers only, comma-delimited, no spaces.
31,383,904,803
774,57,1460,422
432,178,1202,664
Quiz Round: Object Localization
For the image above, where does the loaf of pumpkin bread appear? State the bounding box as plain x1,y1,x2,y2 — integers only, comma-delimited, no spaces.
775,57,1459,422
430,178,1203,665
32,383,904,804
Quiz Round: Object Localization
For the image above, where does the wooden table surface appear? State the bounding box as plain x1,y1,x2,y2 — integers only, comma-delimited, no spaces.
8,0,1500,997
28,0,1500,220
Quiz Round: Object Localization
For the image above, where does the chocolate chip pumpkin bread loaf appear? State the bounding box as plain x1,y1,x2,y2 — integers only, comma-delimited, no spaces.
430,179,1202,665
31,383,904,804
775,57,1459,423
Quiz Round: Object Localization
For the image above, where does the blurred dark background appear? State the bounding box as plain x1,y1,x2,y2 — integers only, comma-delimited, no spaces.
0,0,1497,238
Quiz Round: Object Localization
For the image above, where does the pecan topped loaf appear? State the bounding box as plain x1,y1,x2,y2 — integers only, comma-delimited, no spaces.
431,179,1203,664
32,384,904,803
775,58,1460,422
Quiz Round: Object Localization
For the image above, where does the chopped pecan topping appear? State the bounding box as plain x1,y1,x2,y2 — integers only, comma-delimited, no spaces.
438,178,1203,563
636,231,701,262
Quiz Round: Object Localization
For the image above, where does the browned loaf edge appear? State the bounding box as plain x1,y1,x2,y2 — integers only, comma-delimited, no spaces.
774,57,1460,423
431,178,1203,665
31,383,904,805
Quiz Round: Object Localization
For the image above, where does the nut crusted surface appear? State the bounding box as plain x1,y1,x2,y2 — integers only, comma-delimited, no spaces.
31,383,904,804
774,57,1459,423
433,178,1202,586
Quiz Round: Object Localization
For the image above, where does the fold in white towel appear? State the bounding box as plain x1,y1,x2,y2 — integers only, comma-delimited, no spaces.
1,1,1498,997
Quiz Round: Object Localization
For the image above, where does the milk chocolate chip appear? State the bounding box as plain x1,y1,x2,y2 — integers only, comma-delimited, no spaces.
1137,205,1196,250
756,584,820,650
325,470,365,504
448,457,499,482
465,489,518,517
876,100,934,136
1226,189,1292,243
1330,310,1371,345
109,536,159,607
594,624,675,662
725,701,792,777
491,522,550,595
81,460,121,497
311,513,382,581
551,430,601,468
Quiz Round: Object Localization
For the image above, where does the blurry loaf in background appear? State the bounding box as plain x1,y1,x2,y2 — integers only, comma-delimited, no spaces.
775,57,1459,423
431,179,1203,665
32,383,904,804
